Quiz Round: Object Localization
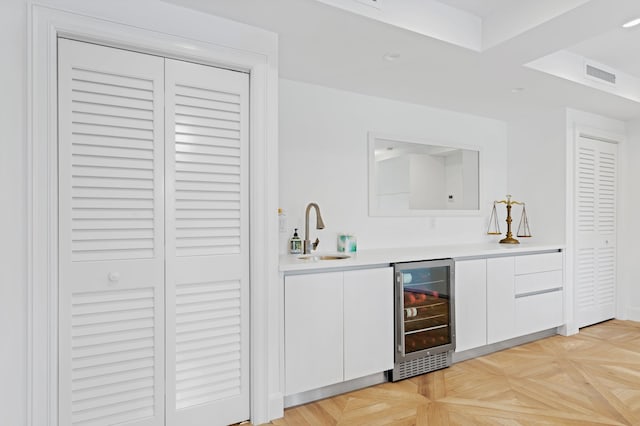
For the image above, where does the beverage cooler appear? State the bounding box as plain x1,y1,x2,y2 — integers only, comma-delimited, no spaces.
391,258,455,381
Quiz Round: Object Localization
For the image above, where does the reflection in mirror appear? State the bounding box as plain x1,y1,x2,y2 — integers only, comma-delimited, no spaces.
369,134,480,215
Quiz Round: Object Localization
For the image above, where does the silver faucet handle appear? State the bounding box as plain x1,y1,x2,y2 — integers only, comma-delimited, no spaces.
312,238,320,251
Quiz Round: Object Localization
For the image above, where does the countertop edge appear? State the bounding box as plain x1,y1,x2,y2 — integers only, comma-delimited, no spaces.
279,242,565,273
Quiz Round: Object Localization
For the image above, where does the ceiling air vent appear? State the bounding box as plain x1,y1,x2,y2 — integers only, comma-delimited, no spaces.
585,63,616,85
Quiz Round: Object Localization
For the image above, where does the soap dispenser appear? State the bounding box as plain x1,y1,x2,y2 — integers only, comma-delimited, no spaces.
288,228,302,254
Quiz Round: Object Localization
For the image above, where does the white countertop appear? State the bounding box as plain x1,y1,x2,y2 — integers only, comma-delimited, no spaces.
279,241,564,273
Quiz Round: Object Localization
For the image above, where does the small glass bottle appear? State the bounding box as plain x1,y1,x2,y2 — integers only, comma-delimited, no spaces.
288,228,302,254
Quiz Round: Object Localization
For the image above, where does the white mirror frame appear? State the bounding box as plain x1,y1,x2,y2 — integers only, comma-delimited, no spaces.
368,132,484,217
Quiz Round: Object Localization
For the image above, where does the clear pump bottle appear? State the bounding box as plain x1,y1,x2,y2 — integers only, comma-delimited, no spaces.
288,228,302,254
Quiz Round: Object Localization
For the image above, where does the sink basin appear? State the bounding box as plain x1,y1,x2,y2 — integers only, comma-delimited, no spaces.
297,254,351,261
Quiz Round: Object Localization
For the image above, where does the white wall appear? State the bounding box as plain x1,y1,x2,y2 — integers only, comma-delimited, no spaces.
622,118,640,320
506,109,566,243
0,0,27,425
279,79,507,252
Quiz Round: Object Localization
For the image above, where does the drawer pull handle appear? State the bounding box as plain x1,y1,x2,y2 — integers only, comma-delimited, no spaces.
515,287,562,298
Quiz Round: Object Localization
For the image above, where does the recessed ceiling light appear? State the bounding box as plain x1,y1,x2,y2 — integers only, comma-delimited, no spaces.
622,18,640,28
383,53,400,61
510,87,525,93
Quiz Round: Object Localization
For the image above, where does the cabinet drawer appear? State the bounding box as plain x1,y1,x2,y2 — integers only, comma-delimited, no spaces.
515,290,563,336
514,270,563,296
515,252,562,275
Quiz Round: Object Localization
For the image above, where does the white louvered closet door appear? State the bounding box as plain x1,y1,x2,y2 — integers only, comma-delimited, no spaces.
164,60,250,425
58,39,165,426
575,135,618,328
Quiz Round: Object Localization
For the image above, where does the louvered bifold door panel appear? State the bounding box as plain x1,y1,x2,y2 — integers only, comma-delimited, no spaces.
164,59,250,426
58,39,165,426
575,136,618,328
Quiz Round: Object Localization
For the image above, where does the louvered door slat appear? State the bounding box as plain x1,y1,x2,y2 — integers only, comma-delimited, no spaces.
71,67,154,89
175,94,241,112
73,122,154,141
176,151,240,165
73,144,154,160
576,147,596,233
73,101,154,121
176,103,240,121
73,367,154,393
575,248,595,308
72,78,154,101
175,112,240,130
58,38,165,426
72,359,155,382
73,317,155,337
72,133,155,150
73,165,153,181
73,111,154,131
575,135,618,328
165,59,250,426
72,90,154,111
175,84,240,102
177,161,239,176
69,78,158,262
176,143,239,158
175,132,241,147
172,80,242,257
598,151,616,233
69,288,157,423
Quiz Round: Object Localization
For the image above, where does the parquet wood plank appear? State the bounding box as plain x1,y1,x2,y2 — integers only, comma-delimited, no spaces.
441,397,627,425
317,396,348,420
265,320,640,426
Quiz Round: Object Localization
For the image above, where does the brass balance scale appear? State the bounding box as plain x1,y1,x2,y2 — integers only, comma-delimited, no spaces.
487,195,531,244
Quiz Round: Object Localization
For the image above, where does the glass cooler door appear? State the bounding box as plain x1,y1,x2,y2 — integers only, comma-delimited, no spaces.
395,259,455,359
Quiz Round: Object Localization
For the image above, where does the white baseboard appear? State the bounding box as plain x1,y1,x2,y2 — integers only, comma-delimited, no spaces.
624,306,640,322
558,321,579,336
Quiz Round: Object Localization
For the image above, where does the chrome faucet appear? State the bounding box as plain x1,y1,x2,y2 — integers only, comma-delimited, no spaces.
303,202,325,254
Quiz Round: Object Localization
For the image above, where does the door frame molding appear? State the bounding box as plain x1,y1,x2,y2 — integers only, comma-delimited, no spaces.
563,120,623,336
28,2,280,424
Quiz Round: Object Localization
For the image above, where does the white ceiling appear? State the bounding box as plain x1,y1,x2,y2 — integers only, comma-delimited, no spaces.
569,25,640,79
436,0,514,18
163,0,640,122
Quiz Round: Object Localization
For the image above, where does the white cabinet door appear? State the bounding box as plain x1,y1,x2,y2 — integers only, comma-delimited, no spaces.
343,268,394,381
487,257,516,344
575,135,617,328
454,259,487,352
285,272,344,395
58,39,166,426
515,291,564,336
164,59,250,426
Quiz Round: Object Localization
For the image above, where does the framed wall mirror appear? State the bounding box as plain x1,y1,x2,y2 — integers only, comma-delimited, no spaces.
368,133,481,216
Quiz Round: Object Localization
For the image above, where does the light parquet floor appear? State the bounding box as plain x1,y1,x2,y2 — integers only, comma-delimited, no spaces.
268,320,640,425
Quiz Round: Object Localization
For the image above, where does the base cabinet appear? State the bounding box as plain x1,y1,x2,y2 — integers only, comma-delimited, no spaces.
284,267,394,396
515,290,563,335
343,268,395,381
454,259,487,352
455,251,564,353
487,257,517,344
513,252,564,336
284,272,344,395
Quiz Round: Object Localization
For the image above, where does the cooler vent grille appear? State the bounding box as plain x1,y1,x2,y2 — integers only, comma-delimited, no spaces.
391,351,450,381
